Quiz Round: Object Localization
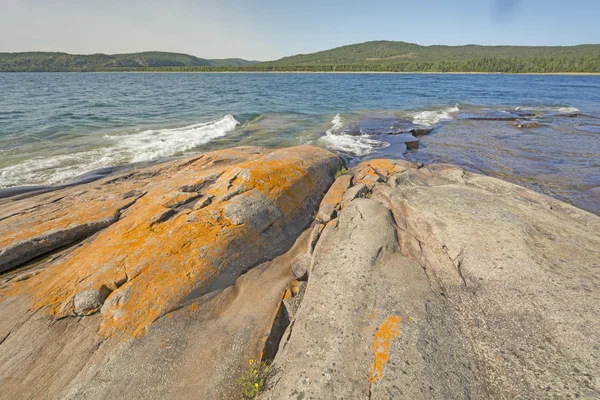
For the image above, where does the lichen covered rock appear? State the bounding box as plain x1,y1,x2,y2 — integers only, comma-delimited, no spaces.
0,146,341,399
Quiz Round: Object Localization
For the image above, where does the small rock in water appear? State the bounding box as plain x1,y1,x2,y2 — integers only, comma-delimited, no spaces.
513,110,537,118
556,113,579,118
389,133,419,150
513,121,545,129
409,126,434,136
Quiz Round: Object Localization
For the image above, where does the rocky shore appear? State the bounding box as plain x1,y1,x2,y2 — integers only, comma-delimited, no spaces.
0,146,598,399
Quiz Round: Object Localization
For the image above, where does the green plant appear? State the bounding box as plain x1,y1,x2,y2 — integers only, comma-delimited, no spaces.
240,359,272,399
335,167,348,178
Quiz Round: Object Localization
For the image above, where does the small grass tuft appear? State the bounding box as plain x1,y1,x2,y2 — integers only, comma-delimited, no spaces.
335,167,348,178
240,359,272,399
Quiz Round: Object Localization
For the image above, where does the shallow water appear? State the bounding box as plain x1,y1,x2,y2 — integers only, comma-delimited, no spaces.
0,72,599,214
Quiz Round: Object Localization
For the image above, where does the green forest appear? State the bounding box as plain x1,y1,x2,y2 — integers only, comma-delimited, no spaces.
1,41,599,73
0,51,257,72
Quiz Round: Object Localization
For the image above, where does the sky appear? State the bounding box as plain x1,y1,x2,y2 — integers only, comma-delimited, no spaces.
0,0,599,61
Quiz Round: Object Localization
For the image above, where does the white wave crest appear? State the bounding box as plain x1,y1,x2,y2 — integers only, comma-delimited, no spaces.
0,115,239,187
326,113,344,135
557,106,580,113
319,114,389,156
412,104,460,126
516,106,580,113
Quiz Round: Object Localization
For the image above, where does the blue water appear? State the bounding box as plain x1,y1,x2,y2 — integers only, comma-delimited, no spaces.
1,73,599,213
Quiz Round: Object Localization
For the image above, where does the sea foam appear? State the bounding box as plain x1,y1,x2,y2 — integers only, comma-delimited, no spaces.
516,106,580,113
0,115,239,187
412,104,460,126
319,114,389,156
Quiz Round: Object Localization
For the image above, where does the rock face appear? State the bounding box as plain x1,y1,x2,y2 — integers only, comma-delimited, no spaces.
261,159,600,400
0,146,341,399
1,147,599,400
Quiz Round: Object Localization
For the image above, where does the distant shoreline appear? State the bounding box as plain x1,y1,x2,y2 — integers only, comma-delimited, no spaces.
3,71,599,76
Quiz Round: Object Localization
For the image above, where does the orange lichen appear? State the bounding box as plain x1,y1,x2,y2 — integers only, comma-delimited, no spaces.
317,174,352,214
0,197,133,249
353,159,401,189
290,280,301,296
368,315,402,384
2,146,340,340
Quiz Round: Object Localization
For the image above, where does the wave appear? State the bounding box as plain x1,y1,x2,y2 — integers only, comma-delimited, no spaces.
515,106,580,113
412,104,460,126
326,113,344,135
0,115,239,187
319,114,389,156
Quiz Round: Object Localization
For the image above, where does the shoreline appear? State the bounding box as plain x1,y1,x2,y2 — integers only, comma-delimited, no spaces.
3,71,600,76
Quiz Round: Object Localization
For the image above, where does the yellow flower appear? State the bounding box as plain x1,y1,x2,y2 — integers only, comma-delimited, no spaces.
253,369,257,374
254,383,259,388
249,359,254,364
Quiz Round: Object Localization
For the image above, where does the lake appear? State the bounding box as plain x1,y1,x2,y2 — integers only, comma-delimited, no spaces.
0,72,599,214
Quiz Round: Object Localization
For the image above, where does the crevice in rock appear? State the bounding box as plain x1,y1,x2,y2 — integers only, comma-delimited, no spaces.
0,194,144,275
102,170,161,186
443,245,467,286
0,194,69,222
261,297,291,363
0,330,11,346
179,172,223,193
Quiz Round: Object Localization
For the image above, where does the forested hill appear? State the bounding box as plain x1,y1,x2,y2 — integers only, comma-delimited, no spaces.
1,42,599,73
260,41,600,73
0,51,258,72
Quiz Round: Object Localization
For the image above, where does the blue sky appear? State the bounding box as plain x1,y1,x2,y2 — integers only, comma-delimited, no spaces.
1,0,598,60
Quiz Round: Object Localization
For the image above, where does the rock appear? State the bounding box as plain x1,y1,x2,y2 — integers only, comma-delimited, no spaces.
2,147,599,400
0,146,341,399
513,120,546,129
315,174,352,222
513,110,537,118
63,222,316,400
73,287,111,316
290,255,310,281
261,159,600,400
387,133,419,150
409,126,434,136
556,113,579,118
307,223,324,254
345,115,430,137
462,111,522,121
341,183,369,208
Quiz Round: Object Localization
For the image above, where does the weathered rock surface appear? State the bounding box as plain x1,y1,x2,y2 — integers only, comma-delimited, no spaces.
261,159,600,400
1,146,599,400
0,146,341,399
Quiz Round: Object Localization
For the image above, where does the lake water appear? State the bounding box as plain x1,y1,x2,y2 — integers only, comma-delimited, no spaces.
1,72,599,214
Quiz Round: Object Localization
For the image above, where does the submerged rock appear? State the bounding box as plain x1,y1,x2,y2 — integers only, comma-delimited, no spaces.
513,120,546,129
388,133,419,150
